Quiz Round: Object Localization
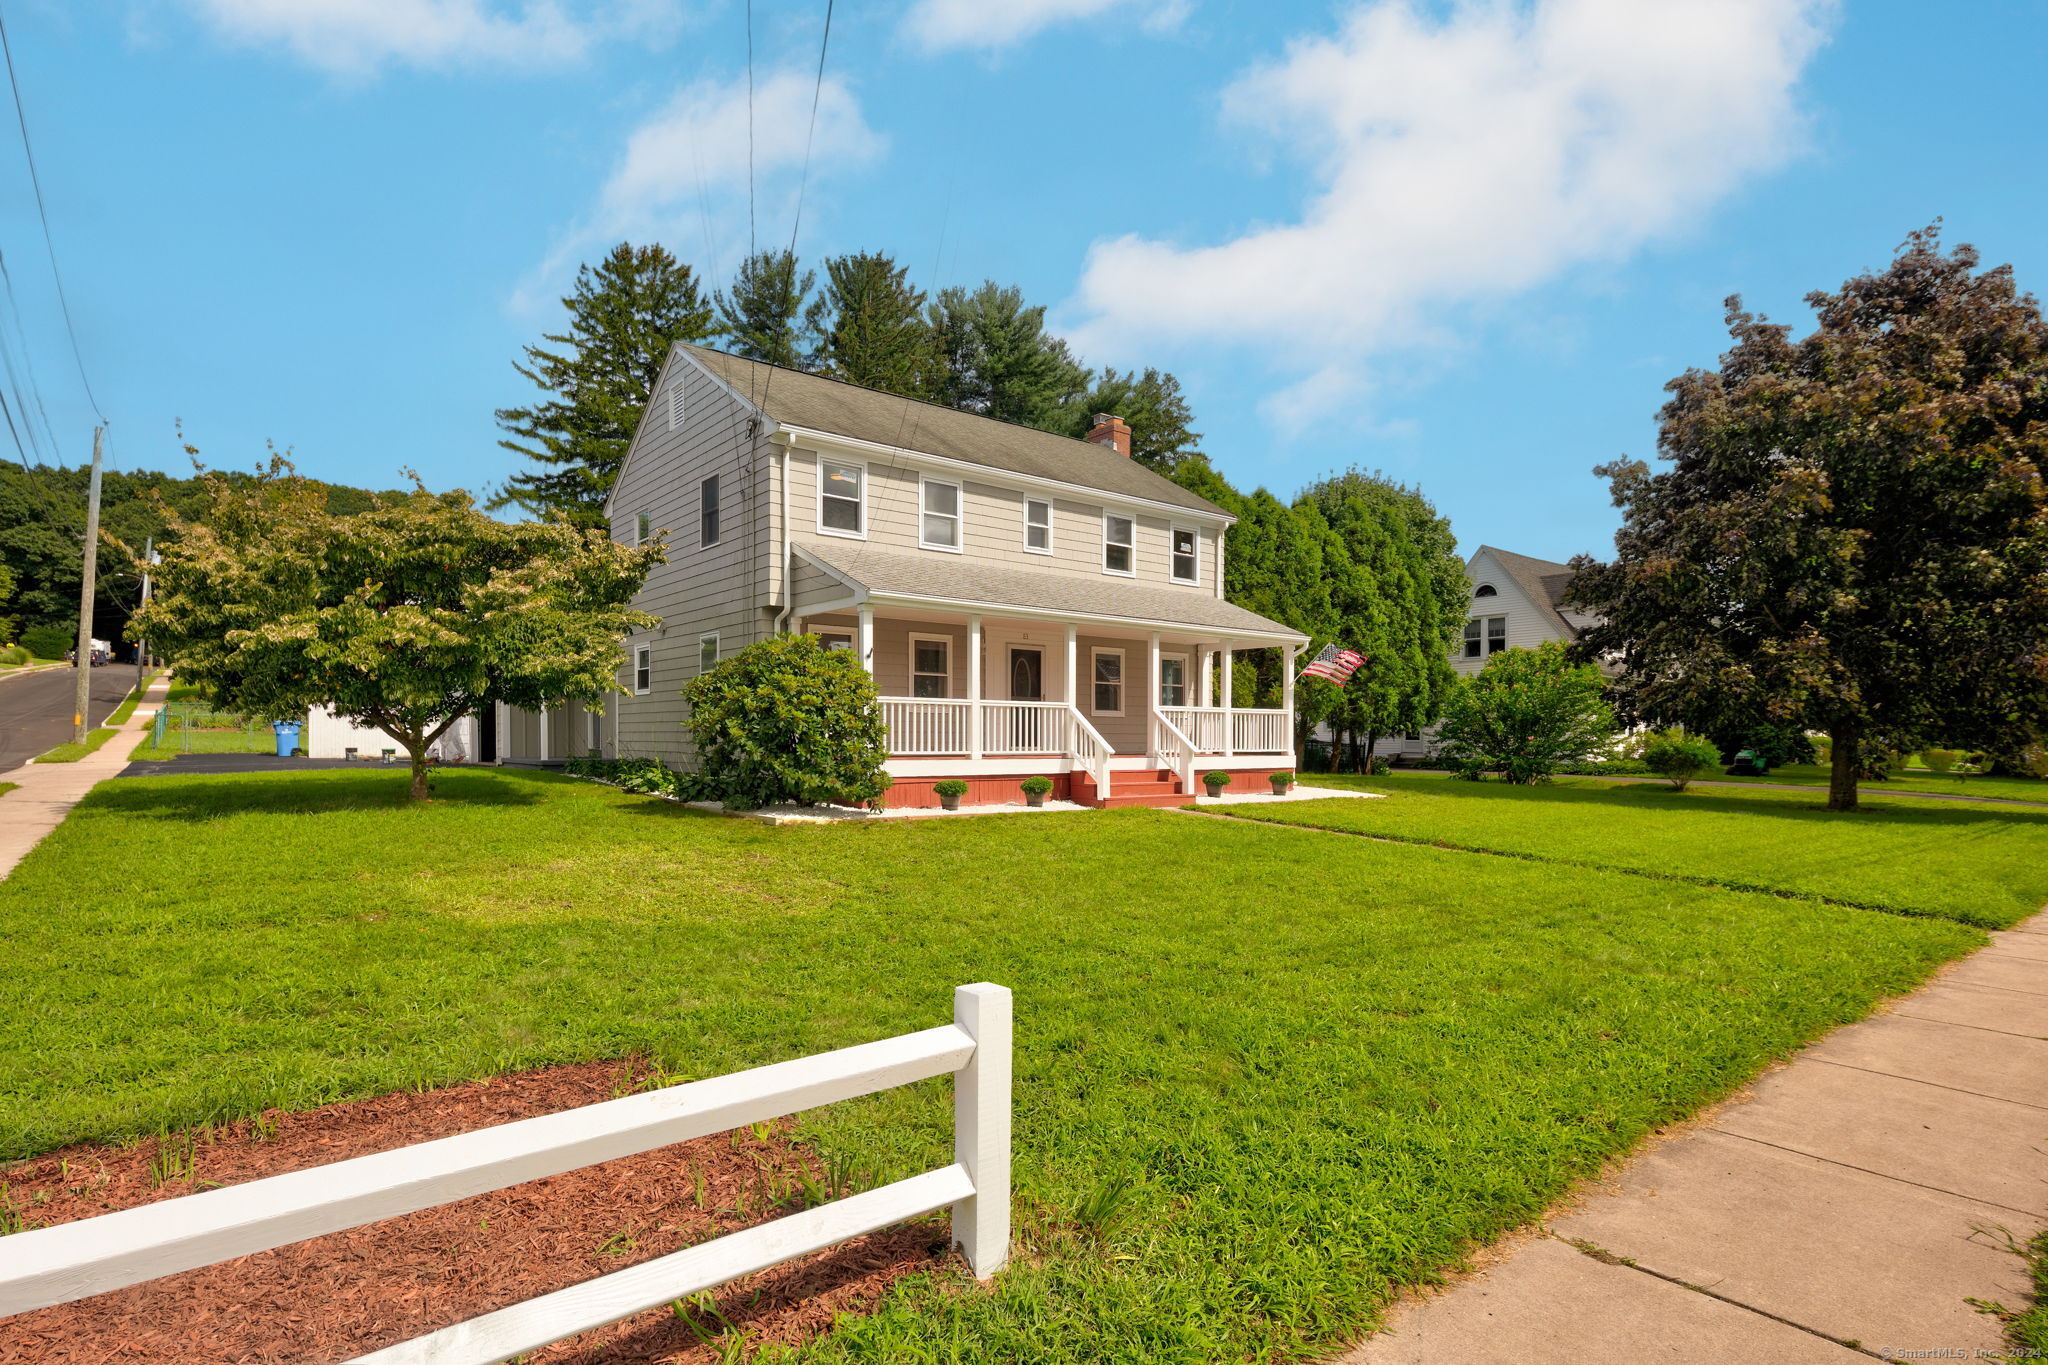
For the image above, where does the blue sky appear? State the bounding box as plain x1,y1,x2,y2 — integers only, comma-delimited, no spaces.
3,0,2043,562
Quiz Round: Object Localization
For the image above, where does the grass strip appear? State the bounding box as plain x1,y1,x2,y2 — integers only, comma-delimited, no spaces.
0,767,1982,1364
31,674,159,763
0,782,16,798
2007,1229,2048,1354
1235,774,2048,930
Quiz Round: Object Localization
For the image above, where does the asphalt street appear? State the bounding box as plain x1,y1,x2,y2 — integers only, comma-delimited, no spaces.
0,666,137,772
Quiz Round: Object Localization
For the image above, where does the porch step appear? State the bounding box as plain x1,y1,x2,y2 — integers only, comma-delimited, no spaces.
1092,769,1195,809
1098,791,1199,809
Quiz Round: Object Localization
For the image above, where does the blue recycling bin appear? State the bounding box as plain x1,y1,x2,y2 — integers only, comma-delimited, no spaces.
272,721,301,757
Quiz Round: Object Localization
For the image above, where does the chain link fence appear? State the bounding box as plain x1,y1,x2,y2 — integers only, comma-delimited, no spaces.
147,703,289,755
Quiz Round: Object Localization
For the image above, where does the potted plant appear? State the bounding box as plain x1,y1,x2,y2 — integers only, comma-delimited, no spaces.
933,778,970,812
1203,770,1233,798
1268,770,1294,795
1019,775,1054,807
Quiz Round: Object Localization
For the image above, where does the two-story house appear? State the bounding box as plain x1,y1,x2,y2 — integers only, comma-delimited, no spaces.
1454,545,1598,677
495,343,1309,808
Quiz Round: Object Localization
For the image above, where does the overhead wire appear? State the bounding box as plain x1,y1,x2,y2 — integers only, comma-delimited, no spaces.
757,0,835,421
0,0,105,426
0,248,57,465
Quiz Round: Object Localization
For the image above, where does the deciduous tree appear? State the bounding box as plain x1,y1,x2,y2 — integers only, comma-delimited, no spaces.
134,461,662,800
1570,227,2048,810
1437,642,1615,784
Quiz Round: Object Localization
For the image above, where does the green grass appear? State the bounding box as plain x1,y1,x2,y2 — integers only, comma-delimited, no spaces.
1267,774,2048,929
1646,761,2048,805
0,767,1986,1363
2005,1229,2048,1354
0,782,15,798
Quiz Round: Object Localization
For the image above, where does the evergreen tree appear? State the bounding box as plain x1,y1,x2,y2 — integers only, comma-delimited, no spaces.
804,251,933,397
716,250,815,370
929,282,1087,427
494,243,714,527
1068,368,1202,472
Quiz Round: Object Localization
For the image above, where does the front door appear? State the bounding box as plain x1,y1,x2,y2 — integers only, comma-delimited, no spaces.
1009,647,1044,701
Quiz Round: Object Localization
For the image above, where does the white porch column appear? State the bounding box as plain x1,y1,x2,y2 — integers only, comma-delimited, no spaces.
1147,631,1162,761
967,614,984,761
1064,624,1078,707
537,706,551,763
1219,646,1235,758
1282,642,1298,758
857,604,875,676
1196,646,1212,708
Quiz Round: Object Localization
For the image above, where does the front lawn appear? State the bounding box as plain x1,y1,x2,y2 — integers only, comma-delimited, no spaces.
0,768,1986,1362
1275,773,2048,928
1657,761,2048,805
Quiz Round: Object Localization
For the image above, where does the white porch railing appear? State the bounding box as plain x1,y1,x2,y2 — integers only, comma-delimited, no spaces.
981,700,1067,756
1159,707,1223,753
882,697,972,755
0,986,1014,1365
1067,709,1114,801
1150,710,1198,796
1232,708,1291,756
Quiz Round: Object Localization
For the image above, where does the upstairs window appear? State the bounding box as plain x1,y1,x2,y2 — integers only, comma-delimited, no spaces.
632,643,651,694
1463,616,1507,658
1024,498,1052,553
634,510,651,547
819,460,865,536
1170,526,1199,584
1488,616,1507,653
700,475,721,548
920,477,962,551
1103,514,1134,575
1474,583,1498,598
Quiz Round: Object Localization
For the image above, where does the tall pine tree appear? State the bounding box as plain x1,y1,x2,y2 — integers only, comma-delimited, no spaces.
804,251,933,396
494,243,713,527
715,250,815,370
1068,368,1202,472
929,282,1088,427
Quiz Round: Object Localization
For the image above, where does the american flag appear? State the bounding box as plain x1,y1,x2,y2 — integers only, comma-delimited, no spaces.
1301,644,1365,685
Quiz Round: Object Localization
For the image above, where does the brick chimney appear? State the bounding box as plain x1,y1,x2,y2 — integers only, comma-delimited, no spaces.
1085,413,1132,458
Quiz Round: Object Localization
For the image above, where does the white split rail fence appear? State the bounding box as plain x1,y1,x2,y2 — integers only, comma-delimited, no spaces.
0,983,1013,1365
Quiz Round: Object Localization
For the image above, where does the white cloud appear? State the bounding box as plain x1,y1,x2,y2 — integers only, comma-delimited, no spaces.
514,69,884,309
902,0,1180,54
1065,0,1831,383
183,0,679,76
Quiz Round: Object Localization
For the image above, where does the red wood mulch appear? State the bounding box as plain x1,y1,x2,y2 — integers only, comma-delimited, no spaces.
1,1061,955,1363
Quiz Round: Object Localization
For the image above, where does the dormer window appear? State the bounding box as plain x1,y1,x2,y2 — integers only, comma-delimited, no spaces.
1474,583,1498,597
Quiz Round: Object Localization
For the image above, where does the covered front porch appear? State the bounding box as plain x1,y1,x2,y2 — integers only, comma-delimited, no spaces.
797,604,1299,808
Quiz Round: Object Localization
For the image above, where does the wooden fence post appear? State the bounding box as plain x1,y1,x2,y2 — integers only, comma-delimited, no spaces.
952,981,1011,1279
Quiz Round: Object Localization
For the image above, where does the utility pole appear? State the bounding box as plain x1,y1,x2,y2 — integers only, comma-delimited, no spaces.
133,534,154,694
71,424,104,743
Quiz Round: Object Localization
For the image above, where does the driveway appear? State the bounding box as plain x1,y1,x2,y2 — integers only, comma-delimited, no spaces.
0,665,137,770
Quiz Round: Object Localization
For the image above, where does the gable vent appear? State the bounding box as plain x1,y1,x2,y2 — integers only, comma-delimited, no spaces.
667,383,684,431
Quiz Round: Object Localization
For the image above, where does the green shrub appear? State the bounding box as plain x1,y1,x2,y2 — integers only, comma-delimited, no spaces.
685,636,889,810
0,644,29,666
562,755,720,802
933,779,969,798
1019,776,1054,796
1641,730,1723,791
1204,771,1233,788
1365,755,1392,776
20,624,71,659
1269,770,1295,787
1436,642,1616,785
1554,758,1652,776
1921,748,1960,775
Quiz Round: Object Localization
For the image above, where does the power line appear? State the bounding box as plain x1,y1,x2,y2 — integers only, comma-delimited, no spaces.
0,1,106,425
0,247,57,464
758,0,836,420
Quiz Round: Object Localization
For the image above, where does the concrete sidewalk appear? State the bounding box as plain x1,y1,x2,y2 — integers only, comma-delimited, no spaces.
1345,909,2048,1363
0,672,173,878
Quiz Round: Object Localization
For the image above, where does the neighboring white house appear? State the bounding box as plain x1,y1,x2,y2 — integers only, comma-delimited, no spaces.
305,707,481,763
495,343,1308,808
1325,544,1599,765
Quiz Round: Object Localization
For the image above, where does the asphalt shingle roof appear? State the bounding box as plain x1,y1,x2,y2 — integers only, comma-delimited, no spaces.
681,344,1225,517
1478,546,1599,636
795,539,1305,640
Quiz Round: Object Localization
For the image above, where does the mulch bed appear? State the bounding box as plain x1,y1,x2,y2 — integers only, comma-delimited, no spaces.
1,1061,955,1362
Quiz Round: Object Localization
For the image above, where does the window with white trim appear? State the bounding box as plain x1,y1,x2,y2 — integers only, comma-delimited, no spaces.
815,630,853,653
1474,583,1498,598
910,635,951,699
700,475,721,548
632,643,651,694
1024,498,1052,554
699,633,719,675
667,384,684,430
1103,514,1134,575
1462,616,1507,659
634,510,651,547
920,477,962,551
819,460,864,536
1170,526,1199,584
1092,648,1124,715
1159,653,1189,707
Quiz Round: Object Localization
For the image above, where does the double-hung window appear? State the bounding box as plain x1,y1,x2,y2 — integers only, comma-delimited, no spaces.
634,510,651,547
1158,654,1188,707
632,643,651,694
1092,649,1124,715
1103,514,1134,575
1024,498,1052,553
1170,526,1199,584
819,460,865,536
1463,616,1507,658
911,636,951,699
700,475,721,548
699,633,719,674
920,477,962,551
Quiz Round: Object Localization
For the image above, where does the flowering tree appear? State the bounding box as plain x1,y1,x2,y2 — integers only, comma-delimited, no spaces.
133,460,663,799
